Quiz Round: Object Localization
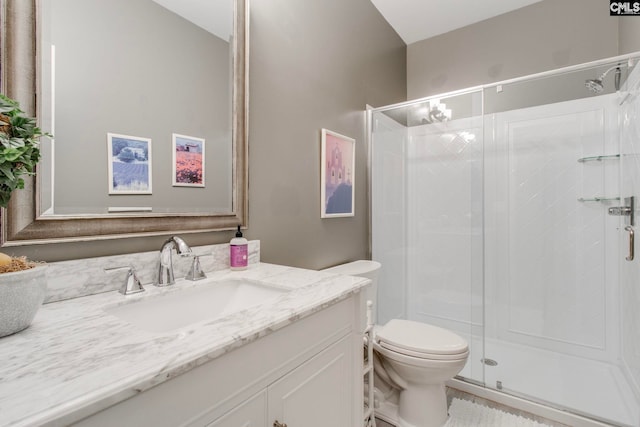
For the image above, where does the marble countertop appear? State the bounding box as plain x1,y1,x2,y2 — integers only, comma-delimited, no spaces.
0,263,369,427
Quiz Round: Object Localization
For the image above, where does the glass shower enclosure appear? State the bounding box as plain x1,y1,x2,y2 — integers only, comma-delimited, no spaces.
370,53,640,426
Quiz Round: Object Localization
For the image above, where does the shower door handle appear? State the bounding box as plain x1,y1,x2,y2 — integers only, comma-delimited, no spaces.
625,226,634,261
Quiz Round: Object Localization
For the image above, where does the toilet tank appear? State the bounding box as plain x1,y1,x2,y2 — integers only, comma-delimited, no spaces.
321,260,381,323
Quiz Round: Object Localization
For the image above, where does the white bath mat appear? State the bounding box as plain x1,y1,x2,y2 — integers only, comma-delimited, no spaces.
445,398,554,427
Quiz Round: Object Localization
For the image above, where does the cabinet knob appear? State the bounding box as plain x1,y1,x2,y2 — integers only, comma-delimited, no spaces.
273,421,288,427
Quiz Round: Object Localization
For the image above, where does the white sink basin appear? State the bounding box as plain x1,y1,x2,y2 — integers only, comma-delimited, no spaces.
105,278,286,333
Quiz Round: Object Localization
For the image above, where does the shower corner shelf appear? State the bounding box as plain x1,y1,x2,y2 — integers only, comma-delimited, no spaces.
577,154,620,163
577,197,621,202
577,154,621,202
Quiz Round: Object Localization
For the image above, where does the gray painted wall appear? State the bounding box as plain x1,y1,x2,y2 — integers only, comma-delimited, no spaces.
7,0,406,265
245,0,406,270
620,17,640,55
407,0,636,99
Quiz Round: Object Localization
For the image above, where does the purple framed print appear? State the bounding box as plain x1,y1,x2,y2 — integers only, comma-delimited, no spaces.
172,133,205,187
321,129,355,218
107,133,152,194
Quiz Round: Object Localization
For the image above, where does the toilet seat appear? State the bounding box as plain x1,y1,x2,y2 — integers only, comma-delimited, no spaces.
376,319,468,361
377,340,468,361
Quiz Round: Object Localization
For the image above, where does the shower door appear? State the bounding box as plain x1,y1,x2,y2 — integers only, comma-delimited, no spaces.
618,61,640,427
371,90,485,386
482,61,639,426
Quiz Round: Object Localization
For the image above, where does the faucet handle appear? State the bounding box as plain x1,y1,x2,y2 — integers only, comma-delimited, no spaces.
122,267,145,294
105,265,145,295
186,255,207,281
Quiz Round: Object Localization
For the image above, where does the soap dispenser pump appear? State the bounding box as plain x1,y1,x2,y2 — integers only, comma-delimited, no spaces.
230,226,248,270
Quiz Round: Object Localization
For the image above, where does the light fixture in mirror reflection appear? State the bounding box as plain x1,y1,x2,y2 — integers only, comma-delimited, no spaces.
38,0,233,216
0,0,248,244
418,99,452,124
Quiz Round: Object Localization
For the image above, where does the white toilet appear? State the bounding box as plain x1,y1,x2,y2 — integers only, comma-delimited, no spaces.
322,260,469,427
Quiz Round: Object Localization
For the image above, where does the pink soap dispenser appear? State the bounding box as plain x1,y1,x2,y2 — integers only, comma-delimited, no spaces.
230,225,248,270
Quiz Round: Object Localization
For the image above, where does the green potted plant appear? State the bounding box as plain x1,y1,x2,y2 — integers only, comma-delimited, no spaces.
0,93,49,337
0,93,47,208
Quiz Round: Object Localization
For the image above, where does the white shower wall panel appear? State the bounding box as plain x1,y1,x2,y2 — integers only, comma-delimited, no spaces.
405,117,484,335
484,95,620,362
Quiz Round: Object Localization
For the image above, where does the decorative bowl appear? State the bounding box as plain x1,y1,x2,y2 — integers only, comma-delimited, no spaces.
0,264,48,337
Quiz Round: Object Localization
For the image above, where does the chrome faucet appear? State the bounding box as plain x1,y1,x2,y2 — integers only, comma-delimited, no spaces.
157,236,193,286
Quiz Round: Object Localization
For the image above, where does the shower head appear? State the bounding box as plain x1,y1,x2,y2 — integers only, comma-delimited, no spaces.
585,78,604,93
585,65,623,93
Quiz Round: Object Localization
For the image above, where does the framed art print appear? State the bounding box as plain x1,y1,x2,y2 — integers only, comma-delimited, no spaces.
107,133,152,194
321,128,355,218
172,133,205,187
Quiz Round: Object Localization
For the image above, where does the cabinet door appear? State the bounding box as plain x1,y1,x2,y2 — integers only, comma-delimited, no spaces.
207,390,267,427
268,337,352,427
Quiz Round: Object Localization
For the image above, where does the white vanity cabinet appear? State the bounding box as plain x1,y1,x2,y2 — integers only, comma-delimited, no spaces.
267,335,352,427
71,295,363,427
209,336,352,427
206,391,266,427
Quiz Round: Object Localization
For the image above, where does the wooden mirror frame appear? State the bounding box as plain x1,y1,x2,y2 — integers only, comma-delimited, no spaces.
0,0,248,246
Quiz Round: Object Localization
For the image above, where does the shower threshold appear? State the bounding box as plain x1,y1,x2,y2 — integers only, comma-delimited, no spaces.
455,336,639,427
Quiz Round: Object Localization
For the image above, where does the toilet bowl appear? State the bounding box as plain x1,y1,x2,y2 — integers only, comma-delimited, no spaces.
322,260,469,427
375,319,469,427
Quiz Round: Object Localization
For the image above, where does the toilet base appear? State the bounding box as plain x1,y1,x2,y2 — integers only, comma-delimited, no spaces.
375,399,399,426
373,384,450,427
397,382,449,427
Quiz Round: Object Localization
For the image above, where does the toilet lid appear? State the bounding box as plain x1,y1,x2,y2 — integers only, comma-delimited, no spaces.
376,319,468,356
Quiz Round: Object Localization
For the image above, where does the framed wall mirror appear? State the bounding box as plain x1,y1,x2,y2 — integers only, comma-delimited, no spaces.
0,0,248,246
